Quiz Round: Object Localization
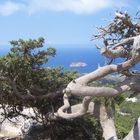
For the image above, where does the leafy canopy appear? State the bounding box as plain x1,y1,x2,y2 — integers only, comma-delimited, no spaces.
0,37,77,119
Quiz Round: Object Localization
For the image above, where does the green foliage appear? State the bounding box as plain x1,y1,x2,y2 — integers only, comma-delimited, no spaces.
0,38,78,119
114,94,126,105
0,38,105,140
85,116,103,140
26,117,103,140
116,100,140,139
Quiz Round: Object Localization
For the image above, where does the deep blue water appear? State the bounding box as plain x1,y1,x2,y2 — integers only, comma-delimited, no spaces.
46,44,105,73
0,44,140,73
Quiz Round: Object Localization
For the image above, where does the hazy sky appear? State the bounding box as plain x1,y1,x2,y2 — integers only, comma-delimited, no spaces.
0,0,140,45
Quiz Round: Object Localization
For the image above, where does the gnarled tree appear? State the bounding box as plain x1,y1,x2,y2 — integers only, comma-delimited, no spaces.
55,11,140,140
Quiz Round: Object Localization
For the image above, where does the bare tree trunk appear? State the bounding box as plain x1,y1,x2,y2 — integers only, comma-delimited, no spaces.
55,33,140,140
99,106,117,140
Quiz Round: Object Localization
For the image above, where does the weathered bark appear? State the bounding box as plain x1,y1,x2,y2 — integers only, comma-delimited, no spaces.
56,97,117,139
99,105,117,140
57,95,92,119
56,34,140,140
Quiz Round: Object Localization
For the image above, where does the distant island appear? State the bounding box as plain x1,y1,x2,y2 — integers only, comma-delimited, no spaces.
70,61,87,67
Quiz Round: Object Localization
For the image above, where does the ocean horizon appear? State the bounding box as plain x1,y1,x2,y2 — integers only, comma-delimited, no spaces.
0,44,140,73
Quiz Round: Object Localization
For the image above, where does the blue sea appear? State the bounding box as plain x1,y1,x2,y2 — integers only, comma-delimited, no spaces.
0,44,140,73
46,44,105,73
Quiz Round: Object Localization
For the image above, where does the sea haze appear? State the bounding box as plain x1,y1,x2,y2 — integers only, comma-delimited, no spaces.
0,44,140,73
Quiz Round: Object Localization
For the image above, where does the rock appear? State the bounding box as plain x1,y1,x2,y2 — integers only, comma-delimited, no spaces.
0,107,40,139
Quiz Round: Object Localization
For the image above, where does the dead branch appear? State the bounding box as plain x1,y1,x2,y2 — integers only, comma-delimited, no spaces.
56,21,140,139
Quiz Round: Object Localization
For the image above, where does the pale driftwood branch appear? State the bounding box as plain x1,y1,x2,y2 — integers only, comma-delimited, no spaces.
56,48,140,121
100,45,130,59
99,105,118,140
56,76,140,119
113,36,134,48
57,95,92,119
57,98,118,139
97,36,138,59
56,32,140,140
74,59,140,86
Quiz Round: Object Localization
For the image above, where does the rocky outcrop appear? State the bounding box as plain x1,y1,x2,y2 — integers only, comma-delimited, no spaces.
0,107,39,139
